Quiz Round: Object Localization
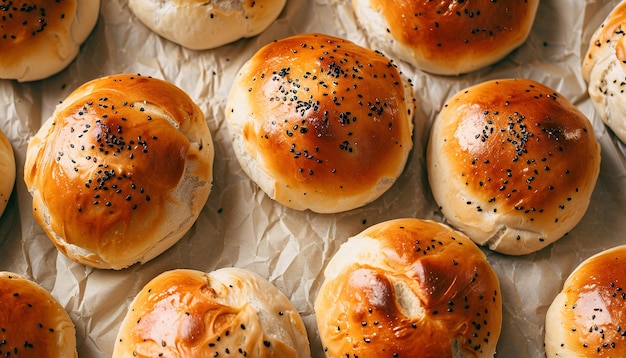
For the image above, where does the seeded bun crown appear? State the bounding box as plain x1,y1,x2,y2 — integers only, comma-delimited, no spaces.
113,268,311,358
427,78,601,255
352,0,539,75
128,0,286,50
0,0,100,82
545,245,626,356
0,272,77,358
24,74,214,270
582,0,626,143
314,218,502,357
226,33,415,213
0,128,15,217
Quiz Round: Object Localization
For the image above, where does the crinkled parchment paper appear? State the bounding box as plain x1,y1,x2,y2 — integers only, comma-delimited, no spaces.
1,0,625,357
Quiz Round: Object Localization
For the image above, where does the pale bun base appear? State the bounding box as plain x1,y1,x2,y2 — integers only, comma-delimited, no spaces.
0,272,77,358
129,0,287,50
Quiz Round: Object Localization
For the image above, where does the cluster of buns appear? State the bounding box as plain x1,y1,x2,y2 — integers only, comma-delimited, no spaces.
352,0,539,75
226,33,414,213
315,218,503,357
0,0,100,82
113,268,311,357
0,129,15,218
4,0,620,357
583,0,626,143
545,245,626,357
24,74,215,270
427,78,601,255
129,0,287,50
0,272,77,358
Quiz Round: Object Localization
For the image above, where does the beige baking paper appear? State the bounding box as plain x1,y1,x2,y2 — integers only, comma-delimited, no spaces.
1,0,625,357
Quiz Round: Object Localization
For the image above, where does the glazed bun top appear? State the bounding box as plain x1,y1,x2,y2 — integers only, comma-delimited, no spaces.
315,218,502,358
0,272,77,358
113,268,311,358
582,0,626,143
129,0,287,50
0,128,15,217
0,0,100,82
427,78,601,255
545,245,626,357
226,33,415,213
352,0,539,75
24,74,214,269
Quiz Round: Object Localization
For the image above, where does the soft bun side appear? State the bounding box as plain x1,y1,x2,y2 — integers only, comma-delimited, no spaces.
545,245,626,356
0,129,15,217
226,33,415,213
24,74,214,269
0,272,77,358
314,218,502,358
113,268,311,358
352,0,539,75
0,0,100,82
427,78,601,255
582,0,626,143
129,0,286,50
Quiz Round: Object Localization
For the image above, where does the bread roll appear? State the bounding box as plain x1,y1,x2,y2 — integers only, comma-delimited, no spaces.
352,0,539,75
128,0,286,50
427,78,601,255
113,268,311,358
226,33,415,213
0,128,15,217
24,74,214,269
0,0,100,82
314,218,502,358
583,0,626,143
0,272,77,358
545,245,626,357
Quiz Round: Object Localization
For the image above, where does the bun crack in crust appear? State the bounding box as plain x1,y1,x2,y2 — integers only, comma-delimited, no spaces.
583,0,626,143
0,272,77,358
24,74,214,270
314,218,502,358
545,245,626,357
0,0,100,82
113,268,311,358
226,33,415,213
128,0,287,50
352,0,539,75
0,128,15,217
427,78,601,255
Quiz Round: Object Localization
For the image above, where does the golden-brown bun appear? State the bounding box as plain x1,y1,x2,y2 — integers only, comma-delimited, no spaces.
0,129,15,217
24,74,214,269
0,272,77,358
128,0,286,50
352,0,539,75
427,78,601,255
582,0,626,143
113,268,311,358
0,0,100,82
226,33,415,213
314,218,502,358
545,245,626,356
